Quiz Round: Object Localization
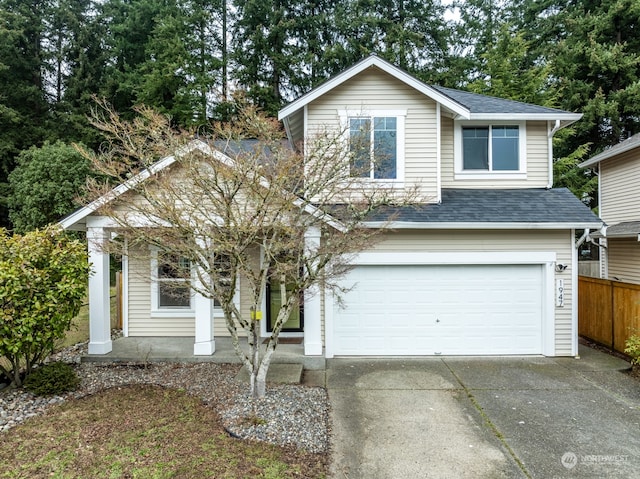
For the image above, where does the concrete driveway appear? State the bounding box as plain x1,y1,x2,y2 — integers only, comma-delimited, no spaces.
327,345,640,478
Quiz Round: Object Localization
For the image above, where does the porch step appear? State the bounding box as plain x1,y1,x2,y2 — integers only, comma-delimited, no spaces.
234,363,304,384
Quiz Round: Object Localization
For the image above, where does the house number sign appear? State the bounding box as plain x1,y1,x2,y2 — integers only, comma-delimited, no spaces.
556,279,565,307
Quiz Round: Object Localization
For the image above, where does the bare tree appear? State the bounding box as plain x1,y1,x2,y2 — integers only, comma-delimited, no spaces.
82,102,419,398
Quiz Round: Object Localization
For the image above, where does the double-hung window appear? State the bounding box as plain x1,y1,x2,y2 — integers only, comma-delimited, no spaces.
455,122,526,178
157,254,192,309
341,110,405,182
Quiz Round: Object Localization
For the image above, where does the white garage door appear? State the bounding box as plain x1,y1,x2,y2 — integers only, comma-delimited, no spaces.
332,264,543,355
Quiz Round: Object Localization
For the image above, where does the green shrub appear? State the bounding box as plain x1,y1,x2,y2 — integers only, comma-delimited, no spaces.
0,227,89,387
624,334,640,367
23,362,80,396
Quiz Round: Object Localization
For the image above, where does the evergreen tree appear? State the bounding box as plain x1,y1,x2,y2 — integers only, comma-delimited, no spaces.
232,0,300,115
467,22,556,106
552,0,640,156
47,0,104,147
0,0,51,226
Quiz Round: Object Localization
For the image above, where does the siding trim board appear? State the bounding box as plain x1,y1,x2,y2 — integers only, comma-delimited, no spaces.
363,222,601,229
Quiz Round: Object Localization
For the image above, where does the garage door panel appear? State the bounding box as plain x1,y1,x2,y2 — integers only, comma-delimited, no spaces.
333,264,543,356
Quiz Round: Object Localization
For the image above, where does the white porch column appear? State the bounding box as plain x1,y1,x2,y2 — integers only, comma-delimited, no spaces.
193,267,215,356
304,226,323,355
87,225,112,354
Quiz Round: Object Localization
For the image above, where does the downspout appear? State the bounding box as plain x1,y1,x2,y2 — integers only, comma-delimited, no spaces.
547,120,562,189
576,228,590,249
573,228,590,357
436,103,442,203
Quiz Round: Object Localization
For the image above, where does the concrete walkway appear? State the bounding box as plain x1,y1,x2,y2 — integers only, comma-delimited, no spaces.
327,345,640,479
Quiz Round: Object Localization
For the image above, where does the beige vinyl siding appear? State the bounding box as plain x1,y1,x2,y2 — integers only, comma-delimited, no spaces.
126,245,195,337
362,229,574,355
306,66,438,199
125,244,259,338
600,152,640,224
607,238,640,284
441,116,454,183
287,109,305,152
440,119,550,188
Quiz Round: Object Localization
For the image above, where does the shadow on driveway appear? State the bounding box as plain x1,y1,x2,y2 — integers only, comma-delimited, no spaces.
327,345,640,479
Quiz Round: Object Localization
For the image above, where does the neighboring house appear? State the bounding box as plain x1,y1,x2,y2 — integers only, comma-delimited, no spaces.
579,133,640,284
61,55,601,358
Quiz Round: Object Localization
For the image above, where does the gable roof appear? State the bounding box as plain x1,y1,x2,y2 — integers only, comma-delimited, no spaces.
278,54,582,127
59,139,345,232
278,55,470,121
361,188,601,229
579,132,640,168
59,140,210,231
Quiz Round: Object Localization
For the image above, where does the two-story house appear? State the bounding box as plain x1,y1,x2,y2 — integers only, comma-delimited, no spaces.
579,133,640,284
61,56,601,358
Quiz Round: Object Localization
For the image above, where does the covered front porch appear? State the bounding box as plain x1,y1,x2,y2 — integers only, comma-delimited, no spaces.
82,336,326,370
77,216,324,361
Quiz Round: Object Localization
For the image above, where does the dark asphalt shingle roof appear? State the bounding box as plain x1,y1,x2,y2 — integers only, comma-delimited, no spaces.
213,139,291,158
580,132,640,167
590,221,640,238
429,85,574,115
363,188,601,225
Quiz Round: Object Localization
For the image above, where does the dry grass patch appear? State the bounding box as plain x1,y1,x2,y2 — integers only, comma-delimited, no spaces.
0,384,327,479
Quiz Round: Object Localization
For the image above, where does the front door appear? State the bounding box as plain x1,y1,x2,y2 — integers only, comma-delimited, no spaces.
266,280,304,332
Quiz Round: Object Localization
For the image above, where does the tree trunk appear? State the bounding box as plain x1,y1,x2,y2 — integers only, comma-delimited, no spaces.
250,318,261,398
256,348,271,398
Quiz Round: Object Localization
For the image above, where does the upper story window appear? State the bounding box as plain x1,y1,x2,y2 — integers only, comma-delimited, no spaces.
455,121,526,179
463,126,519,171
350,117,397,179
340,109,406,183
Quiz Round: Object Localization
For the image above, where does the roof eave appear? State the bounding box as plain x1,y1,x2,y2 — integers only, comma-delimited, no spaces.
603,233,640,239
362,221,603,230
278,56,470,121
467,113,583,124
579,140,640,168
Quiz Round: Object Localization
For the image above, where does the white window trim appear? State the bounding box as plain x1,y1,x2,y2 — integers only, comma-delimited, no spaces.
150,249,195,317
454,120,527,180
150,248,240,318
338,109,406,184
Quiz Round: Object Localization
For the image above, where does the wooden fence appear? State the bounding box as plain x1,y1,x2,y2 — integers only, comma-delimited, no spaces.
578,276,640,353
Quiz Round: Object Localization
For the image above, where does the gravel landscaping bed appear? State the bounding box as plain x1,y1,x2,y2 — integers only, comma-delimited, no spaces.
0,340,330,454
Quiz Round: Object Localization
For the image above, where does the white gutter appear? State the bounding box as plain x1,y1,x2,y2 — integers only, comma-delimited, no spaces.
547,120,561,189
470,113,582,122
362,221,603,230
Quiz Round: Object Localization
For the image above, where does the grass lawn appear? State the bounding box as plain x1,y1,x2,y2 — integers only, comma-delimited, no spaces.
57,304,90,348
56,288,118,349
0,384,327,478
